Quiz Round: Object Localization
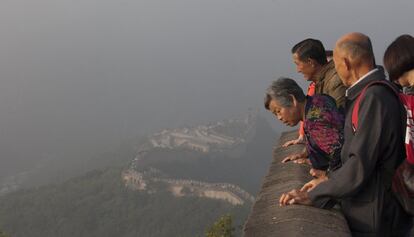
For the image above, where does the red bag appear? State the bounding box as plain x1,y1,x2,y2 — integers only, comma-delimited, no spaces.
352,80,414,215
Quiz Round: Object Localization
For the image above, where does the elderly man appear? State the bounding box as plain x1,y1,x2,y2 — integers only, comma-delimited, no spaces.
279,33,412,236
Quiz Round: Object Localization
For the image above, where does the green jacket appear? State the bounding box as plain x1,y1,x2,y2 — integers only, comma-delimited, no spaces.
313,60,346,109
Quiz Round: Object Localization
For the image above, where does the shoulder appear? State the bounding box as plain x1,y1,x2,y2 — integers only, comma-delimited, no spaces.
325,73,344,87
322,70,346,96
310,94,340,111
313,94,336,103
322,62,339,82
364,83,398,99
362,84,401,111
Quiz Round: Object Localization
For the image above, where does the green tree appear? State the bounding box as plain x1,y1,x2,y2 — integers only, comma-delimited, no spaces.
205,214,235,237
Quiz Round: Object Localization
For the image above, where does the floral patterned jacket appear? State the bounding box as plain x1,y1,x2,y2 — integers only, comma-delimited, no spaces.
304,94,344,171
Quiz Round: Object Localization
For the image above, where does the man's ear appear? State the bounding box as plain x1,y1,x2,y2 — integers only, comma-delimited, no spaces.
343,57,351,71
308,58,317,67
290,94,297,107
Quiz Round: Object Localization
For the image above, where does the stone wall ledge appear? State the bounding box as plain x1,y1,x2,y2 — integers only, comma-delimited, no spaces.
243,131,351,237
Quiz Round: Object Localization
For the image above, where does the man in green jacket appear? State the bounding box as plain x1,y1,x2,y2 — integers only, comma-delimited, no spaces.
292,38,346,108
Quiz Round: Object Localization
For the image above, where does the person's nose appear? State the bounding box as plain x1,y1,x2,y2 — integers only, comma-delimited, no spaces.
277,114,283,121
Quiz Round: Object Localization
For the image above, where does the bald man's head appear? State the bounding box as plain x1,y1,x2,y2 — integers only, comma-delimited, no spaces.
333,33,376,86
335,32,375,67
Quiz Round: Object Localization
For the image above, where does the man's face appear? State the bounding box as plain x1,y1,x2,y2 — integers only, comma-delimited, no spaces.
268,99,300,127
292,53,318,81
333,49,351,87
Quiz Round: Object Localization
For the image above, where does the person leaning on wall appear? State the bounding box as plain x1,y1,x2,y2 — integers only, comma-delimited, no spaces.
279,32,412,237
265,78,344,183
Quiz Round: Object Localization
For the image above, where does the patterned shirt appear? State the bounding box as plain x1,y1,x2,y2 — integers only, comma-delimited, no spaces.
304,95,344,171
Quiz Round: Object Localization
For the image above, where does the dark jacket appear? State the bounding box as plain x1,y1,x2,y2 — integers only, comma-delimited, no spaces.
313,60,346,109
308,69,412,237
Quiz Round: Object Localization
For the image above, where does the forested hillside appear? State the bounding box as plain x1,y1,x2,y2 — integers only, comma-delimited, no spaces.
0,168,249,237
0,115,277,236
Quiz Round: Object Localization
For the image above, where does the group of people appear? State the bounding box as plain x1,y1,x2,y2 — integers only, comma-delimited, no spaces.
265,32,414,236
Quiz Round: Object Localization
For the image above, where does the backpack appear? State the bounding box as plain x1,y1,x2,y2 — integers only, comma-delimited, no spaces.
352,80,414,215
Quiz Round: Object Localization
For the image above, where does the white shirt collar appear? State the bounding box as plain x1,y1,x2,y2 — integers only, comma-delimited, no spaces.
345,68,378,97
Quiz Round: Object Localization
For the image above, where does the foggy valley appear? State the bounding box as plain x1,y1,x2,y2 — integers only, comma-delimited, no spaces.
0,0,412,236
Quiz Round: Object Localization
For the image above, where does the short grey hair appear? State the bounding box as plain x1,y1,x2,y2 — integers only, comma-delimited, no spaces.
337,37,374,63
264,77,306,110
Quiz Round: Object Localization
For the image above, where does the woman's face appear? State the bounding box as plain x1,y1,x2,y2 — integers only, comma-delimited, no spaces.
395,69,414,87
268,99,301,127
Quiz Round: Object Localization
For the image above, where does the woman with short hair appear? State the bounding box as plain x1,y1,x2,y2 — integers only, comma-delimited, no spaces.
384,34,414,87
265,78,344,181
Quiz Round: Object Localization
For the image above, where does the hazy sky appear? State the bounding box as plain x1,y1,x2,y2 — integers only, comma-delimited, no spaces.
0,0,413,174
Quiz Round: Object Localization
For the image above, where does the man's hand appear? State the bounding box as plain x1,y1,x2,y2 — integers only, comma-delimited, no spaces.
282,135,305,147
279,189,312,206
309,168,326,178
301,176,328,192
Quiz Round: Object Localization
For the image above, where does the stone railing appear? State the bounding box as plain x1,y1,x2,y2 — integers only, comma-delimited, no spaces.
243,131,351,237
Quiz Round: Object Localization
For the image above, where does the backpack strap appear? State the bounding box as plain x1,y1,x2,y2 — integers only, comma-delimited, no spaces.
351,80,399,133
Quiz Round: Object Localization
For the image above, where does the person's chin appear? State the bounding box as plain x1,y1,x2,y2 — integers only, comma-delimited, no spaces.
288,121,299,127
286,122,295,127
